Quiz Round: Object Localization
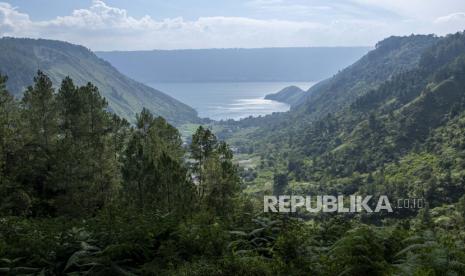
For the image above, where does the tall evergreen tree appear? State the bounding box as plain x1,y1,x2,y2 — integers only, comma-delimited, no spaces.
190,126,217,200
53,78,118,215
190,127,240,218
0,74,28,215
22,71,57,149
203,141,240,218
122,108,193,214
20,71,58,215
0,74,15,186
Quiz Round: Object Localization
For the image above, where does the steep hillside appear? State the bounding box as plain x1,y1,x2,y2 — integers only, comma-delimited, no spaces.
0,37,198,125
264,85,306,106
224,32,465,202
293,35,440,119
219,34,441,134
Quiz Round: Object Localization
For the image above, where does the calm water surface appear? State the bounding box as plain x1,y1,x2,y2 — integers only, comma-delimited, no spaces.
149,82,315,120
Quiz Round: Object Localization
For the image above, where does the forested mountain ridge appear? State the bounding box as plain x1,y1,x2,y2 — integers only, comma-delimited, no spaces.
224,32,465,206
0,37,198,125
218,34,441,132
202,34,465,275
293,35,440,117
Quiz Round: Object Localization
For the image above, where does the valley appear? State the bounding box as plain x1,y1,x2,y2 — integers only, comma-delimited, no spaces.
1,3,465,272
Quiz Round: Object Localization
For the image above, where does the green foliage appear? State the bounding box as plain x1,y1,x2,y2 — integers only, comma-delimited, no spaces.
122,108,194,214
3,32,465,275
222,31,465,216
394,230,465,275
190,126,241,219
272,173,288,195
0,71,256,275
328,225,391,275
264,85,306,106
202,31,465,274
0,74,24,215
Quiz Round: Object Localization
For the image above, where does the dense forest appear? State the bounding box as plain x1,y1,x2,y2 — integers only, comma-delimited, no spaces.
2,32,465,275
217,32,465,274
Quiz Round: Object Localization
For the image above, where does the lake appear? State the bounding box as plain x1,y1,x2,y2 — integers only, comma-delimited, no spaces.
148,82,315,120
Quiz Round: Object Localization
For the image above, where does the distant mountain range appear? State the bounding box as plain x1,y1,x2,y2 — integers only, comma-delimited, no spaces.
96,47,370,83
0,37,198,125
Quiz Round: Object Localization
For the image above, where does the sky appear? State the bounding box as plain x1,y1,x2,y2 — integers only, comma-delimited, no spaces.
0,0,464,51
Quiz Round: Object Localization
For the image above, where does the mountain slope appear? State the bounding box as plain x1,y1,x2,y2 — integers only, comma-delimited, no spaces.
227,32,465,192
293,35,440,119
213,32,465,228
221,34,441,133
0,37,198,125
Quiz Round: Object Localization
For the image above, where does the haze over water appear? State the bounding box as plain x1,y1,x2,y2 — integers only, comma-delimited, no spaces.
149,82,315,120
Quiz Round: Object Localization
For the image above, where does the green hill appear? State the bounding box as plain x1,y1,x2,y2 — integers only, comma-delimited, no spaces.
293,35,440,118
264,85,306,106
221,32,465,204
0,37,198,125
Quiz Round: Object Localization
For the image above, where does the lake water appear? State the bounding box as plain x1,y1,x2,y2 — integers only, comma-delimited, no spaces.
148,82,315,120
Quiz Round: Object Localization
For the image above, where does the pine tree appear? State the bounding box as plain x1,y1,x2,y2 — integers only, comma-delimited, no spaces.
122,109,193,214
0,74,29,215
190,127,240,218
202,141,240,217
190,126,217,200
0,74,15,186
53,78,118,215
273,173,288,196
20,71,58,215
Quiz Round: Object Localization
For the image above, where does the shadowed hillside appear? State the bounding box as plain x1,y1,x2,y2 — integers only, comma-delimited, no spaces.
0,37,198,124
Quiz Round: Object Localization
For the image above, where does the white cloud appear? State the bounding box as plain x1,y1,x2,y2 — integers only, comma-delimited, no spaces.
351,0,465,20
247,0,331,16
433,12,465,34
0,0,463,50
0,2,31,34
434,12,465,23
